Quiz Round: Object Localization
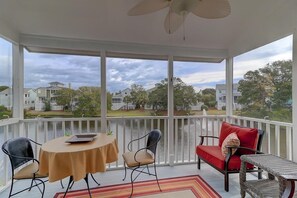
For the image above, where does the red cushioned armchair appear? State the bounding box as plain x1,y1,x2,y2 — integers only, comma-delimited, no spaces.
196,122,264,192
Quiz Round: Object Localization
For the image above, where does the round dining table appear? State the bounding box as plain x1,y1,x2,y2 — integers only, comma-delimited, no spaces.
39,133,119,182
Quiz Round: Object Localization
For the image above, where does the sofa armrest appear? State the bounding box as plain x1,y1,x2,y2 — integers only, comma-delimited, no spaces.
199,135,219,145
224,145,264,171
225,145,264,154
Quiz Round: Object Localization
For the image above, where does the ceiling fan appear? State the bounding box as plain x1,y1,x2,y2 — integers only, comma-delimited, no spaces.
128,0,231,34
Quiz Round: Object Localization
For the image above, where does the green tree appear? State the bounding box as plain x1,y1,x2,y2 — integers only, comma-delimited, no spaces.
201,88,216,108
56,88,76,111
237,60,292,120
147,77,197,111
73,87,101,117
129,84,148,109
123,95,132,110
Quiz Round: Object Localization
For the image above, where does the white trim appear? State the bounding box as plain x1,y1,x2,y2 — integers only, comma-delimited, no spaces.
292,32,297,162
20,34,227,61
226,58,233,117
168,55,174,166
101,50,107,133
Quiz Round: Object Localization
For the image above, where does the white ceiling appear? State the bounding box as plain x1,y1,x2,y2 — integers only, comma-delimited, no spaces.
0,0,296,59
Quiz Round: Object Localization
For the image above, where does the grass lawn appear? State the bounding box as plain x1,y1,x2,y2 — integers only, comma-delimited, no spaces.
25,109,227,118
26,110,73,118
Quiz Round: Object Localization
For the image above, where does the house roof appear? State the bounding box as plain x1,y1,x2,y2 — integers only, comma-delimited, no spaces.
0,0,296,60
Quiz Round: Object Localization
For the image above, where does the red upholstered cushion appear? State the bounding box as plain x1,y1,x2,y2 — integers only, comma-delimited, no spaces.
196,145,254,170
218,122,259,155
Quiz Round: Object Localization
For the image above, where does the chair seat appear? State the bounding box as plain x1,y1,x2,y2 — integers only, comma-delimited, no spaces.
196,145,254,171
122,150,154,167
14,162,47,179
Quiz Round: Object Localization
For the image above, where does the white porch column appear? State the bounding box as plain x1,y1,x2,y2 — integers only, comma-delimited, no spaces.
292,33,297,162
168,55,174,166
226,58,234,119
12,44,24,136
100,50,107,133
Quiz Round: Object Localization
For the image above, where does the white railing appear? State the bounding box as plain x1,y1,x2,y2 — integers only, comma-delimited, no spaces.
0,118,20,189
0,115,294,189
230,116,293,160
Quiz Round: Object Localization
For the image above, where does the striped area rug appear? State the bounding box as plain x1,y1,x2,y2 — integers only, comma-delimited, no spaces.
54,175,221,198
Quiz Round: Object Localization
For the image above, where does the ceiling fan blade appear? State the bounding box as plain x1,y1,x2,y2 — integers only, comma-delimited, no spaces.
164,11,188,34
190,0,231,19
128,0,170,16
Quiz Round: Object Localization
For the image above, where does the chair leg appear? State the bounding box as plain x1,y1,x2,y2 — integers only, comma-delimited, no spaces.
35,178,45,198
197,158,201,169
123,164,127,181
224,172,229,192
8,178,14,198
29,178,34,191
146,165,151,175
258,168,262,179
130,168,137,198
153,163,161,192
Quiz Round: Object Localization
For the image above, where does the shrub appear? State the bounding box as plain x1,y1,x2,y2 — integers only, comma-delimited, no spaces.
201,104,208,111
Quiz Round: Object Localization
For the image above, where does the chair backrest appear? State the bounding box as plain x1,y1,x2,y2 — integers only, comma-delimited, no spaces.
146,129,162,155
2,137,34,170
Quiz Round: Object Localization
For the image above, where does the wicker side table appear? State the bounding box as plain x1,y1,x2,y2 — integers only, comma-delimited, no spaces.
240,154,297,198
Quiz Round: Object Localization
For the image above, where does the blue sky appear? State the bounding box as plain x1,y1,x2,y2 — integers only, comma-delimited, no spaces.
0,35,293,93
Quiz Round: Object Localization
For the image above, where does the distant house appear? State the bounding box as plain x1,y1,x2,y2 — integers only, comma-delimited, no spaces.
35,82,65,111
111,88,135,110
0,88,12,110
216,84,242,110
24,88,37,110
0,87,37,110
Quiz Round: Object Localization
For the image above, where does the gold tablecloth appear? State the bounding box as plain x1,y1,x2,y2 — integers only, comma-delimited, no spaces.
39,133,119,182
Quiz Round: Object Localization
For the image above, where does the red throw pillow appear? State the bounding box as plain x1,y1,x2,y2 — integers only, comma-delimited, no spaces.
221,132,240,157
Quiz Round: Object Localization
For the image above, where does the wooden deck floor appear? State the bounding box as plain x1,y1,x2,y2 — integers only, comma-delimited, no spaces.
0,163,251,198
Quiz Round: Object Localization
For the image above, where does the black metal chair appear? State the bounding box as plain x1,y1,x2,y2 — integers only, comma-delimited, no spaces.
122,129,162,197
2,137,48,197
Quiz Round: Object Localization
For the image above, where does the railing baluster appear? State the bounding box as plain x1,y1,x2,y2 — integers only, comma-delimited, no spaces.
123,118,126,154
62,121,66,136
87,120,90,133
275,125,280,156
188,117,191,162
45,121,48,142
181,118,184,163
205,118,208,145
266,123,271,154
79,120,82,133
174,118,178,163
4,125,9,186
286,126,292,160
54,122,57,138
164,118,168,164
